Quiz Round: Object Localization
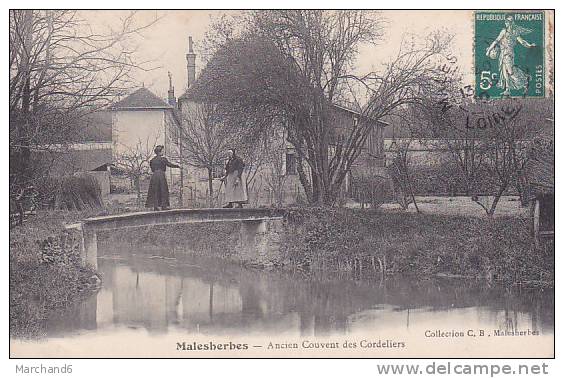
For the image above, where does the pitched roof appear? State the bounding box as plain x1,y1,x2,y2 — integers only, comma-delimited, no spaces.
34,148,113,175
333,104,389,126
69,148,113,172
110,87,172,110
180,88,388,127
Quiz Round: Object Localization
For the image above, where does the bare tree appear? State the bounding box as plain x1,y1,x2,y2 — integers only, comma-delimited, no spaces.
470,101,532,217
197,13,245,66
387,138,420,212
176,102,231,205
339,32,453,197
114,136,158,206
252,10,386,205
410,98,487,197
261,134,289,207
192,11,453,205
421,97,545,217
9,10,158,195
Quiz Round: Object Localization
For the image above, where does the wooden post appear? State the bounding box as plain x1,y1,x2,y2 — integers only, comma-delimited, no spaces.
531,198,541,247
179,166,184,207
107,164,112,194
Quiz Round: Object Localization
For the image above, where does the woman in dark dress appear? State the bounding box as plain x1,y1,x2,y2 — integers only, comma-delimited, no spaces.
145,145,180,211
222,149,247,208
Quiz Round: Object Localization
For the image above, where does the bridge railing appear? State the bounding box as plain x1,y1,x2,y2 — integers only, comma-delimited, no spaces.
80,208,285,231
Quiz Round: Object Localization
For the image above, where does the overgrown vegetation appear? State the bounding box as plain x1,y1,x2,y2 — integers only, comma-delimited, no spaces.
10,202,553,340
38,175,103,210
349,174,394,209
10,211,103,338
280,208,553,287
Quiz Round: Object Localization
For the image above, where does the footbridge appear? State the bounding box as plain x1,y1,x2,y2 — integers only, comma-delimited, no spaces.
65,208,286,269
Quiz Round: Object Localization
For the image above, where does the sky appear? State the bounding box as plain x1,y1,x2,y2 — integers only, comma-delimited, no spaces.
83,10,479,100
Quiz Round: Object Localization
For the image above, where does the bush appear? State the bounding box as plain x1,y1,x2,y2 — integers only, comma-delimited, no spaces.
10,211,100,338
350,174,394,209
39,175,103,210
279,208,553,287
407,163,516,196
386,160,413,210
409,163,461,195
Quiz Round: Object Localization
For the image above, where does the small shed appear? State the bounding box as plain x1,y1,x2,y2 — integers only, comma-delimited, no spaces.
526,136,554,245
90,163,113,197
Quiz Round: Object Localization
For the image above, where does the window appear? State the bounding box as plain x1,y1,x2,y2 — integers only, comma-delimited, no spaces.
285,153,297,175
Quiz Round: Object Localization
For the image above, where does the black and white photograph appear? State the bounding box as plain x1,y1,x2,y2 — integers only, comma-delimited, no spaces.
8,8,555,362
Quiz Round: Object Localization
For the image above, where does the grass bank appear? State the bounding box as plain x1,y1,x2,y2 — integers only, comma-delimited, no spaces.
9,209,129,339
280,208,554,288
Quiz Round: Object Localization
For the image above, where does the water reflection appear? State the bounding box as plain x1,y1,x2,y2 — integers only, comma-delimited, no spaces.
43,250,554,339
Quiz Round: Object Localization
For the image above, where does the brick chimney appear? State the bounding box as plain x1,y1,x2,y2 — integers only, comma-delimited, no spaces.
167,71,176,106
186,36,196,89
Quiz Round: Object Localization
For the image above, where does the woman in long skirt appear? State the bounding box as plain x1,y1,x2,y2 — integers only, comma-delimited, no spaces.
145,145,180,211
222,149,248,208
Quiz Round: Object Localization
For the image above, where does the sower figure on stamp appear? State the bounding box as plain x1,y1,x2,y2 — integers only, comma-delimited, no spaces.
486,15,536,96
145,145,181,211
221,148,248,208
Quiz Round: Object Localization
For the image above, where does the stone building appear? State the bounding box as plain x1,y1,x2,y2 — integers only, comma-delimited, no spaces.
109,85,181,194
172,37,388,207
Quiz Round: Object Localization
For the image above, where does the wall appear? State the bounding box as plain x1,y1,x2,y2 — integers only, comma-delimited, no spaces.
110,109,187,201
112,110,165,157
384,138,472,167
329,106,385,159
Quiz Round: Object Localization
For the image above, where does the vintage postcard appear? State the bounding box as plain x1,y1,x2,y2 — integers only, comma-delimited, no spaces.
9,9,554,360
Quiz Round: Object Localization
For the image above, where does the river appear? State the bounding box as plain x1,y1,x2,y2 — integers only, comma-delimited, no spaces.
11,245,554,358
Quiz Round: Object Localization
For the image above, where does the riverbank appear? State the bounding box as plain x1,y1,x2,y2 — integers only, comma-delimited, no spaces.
96,207,554,288
280,208,553,287
9,209,127,338
10,206,553,338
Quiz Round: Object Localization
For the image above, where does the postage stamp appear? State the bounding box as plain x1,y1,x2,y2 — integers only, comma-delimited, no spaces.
474,11,545,99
